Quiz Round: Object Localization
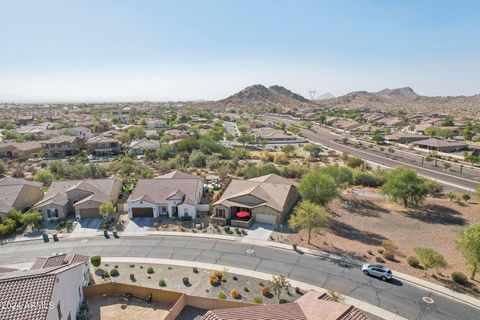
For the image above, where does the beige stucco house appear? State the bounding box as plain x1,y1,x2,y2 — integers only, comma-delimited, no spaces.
0,177,44,222
32,177,123,220
212,174,299,227
42,135,85,158
127,171,206,219
0,141,42,160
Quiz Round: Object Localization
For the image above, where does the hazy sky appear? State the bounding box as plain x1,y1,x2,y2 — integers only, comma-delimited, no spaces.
1,0,479,102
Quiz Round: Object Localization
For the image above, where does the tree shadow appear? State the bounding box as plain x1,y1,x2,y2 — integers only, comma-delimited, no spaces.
328,220,387,246
340,197,389,218
404,204,466,226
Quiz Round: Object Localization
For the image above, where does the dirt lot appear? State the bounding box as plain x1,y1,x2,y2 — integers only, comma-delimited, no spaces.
283,187,480,291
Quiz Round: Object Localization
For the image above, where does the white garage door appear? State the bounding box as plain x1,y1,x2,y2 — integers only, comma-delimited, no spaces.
255,213,277,225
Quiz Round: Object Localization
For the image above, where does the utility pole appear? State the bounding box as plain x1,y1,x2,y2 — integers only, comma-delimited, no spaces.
308,89,317,100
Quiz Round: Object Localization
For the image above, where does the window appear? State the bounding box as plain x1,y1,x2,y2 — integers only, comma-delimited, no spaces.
216,208,225,218
183,208,189,217
160,206,167,213
47,208,59,218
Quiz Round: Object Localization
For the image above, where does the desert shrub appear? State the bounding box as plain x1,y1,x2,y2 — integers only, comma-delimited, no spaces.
346,156,364,168
382,251,395,261
193,267,199,274
295,287,302,295
232,275,238,281
210,275,220,286
158,279,167,287
223,226,230,233
451,272,469,286
216,291,227,299
110,269,119,277
129,274,135,281
90,256,101,268
231,288,241,299
377,249,384,254
182,277,190,286
375,256,385,263
381,240,398,252
279,298,288,304
147,267,154,274
261,286,271,297
129,264,135,268
253,296,263,304
407,256,420,268
243,287,249,292
353,171,386,187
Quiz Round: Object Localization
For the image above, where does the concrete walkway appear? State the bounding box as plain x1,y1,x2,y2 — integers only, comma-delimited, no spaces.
102,256,407,320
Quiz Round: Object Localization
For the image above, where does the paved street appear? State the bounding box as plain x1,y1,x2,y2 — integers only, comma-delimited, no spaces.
265,116,480,191
0,235,478,319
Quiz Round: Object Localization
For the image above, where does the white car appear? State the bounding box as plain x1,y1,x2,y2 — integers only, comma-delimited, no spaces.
362,264,392,281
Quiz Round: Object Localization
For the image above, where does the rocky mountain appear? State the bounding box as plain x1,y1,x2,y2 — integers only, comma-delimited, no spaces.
217,84,313,110
317,87,480,116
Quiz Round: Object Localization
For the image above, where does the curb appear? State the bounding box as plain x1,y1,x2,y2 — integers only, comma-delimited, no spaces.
101,256,407,320
392,271,480,310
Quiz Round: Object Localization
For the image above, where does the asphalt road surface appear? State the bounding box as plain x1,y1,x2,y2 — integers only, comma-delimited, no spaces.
265,116,480,191
1,235,478,320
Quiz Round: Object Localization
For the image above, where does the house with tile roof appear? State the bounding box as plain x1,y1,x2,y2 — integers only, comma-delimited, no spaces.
0,254,90,320
32,177,123,220
127,171,205,219
413,138,469,152
0,177,43,222
129,138,160,155
212,173,299,227
86,135,122,156
0,141,43,160
201,291,368,320
41,135,85,158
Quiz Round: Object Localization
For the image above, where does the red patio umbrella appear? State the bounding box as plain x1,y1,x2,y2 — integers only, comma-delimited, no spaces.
236,211,250,218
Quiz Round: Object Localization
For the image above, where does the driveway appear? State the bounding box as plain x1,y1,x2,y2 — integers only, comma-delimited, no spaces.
124,217,154,232
71,218,102,236
243,223,273,241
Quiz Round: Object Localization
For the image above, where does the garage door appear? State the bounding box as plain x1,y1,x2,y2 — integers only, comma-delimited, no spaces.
132,207,154,217
78,208,100,218
255,213,277,225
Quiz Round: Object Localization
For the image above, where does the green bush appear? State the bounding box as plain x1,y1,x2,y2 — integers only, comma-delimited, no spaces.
407,256,420,268
346,156,364,168
216,291,227,299
243,287,249,292
147,267,154,274
253,296,263,304
451,272,469,286
193,267,199,274
129,264,135,268
158,279,167,287
375,256,385,263
90,256,101,268
129,274,135,281
110,269,119,277
182,277,190,286
279,298,288,304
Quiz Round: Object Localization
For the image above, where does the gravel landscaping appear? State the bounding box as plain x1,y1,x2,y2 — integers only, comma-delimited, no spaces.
92,262,305,304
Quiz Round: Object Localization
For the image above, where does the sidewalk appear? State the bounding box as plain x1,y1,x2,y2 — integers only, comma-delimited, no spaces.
102,256,407,320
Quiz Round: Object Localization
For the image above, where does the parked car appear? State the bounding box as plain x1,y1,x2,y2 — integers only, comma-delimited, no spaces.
362,264,392,281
